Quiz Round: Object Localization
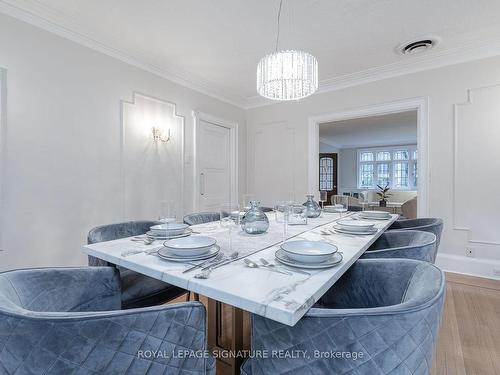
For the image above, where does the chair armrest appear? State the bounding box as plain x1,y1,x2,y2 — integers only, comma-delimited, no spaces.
0,302,213,374
3,266,121,312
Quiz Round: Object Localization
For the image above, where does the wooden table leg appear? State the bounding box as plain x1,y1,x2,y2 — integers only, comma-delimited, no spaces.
207,298,245,375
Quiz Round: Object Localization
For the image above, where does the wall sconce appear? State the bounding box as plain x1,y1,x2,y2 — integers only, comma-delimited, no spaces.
151,126,171,143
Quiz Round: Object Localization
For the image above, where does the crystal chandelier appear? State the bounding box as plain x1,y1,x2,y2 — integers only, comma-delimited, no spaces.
257,0,318,101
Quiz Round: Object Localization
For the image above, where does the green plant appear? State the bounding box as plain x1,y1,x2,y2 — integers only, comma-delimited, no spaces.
376,184,391,201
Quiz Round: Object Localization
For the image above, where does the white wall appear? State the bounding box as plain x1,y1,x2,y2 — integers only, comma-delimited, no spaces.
0,14,246,271
319,142,338,153
338,148,357,192
246,55,500,279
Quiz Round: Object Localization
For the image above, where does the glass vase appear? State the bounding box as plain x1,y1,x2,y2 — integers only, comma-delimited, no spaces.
241,201,269,234
302,195,321,218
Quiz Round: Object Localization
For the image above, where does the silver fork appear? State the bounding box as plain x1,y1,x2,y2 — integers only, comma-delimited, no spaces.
259,258,311,276
183,253,224,274
195,252,239,279
244,259,292,275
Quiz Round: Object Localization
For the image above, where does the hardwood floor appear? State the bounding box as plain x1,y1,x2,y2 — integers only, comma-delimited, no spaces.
431,273,500,375
173,272,500,375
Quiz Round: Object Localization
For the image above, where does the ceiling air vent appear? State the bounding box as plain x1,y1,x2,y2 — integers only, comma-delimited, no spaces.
398,38,439,55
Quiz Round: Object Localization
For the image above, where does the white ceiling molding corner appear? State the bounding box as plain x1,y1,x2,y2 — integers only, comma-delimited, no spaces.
0,0,247,108
245,35,500,109
3,0,500,110
319,137,341,150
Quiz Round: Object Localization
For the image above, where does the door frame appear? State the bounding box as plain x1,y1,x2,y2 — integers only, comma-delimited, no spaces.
307,97,429,217
0,68,6,249
192,111,239,211
319,152,338,203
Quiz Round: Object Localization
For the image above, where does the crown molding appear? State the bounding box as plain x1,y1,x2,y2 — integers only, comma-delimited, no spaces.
3,0,500,111
0,0,247,108
245,36,500,109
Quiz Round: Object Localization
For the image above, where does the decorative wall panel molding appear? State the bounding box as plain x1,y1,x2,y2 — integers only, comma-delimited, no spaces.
121,92,185,221
454,84,500,245
251,121,295,206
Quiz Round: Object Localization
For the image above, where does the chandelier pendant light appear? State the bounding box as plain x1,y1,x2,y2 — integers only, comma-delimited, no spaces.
257,0,318,101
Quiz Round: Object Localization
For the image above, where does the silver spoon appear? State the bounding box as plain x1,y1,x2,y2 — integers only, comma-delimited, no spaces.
131,237,155,245
195,252,239,279
259,258,310,276
244,259,291,275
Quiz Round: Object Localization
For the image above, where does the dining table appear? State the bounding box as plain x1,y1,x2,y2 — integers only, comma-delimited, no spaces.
82,210,398,374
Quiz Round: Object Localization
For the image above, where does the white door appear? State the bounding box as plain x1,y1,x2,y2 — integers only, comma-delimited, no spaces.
197,120,231,211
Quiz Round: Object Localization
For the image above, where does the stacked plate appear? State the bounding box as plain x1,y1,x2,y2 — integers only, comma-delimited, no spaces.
333,219,377,235
358,210,391,220
158,236,219,262
323,204,344,213
275,240,343,269
147,223,192,240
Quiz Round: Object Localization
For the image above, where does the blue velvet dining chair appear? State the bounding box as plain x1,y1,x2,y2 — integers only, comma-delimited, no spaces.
241,259,445,375
183,212,221,226
0,267,215,375
87,221,187,309
362,230,437,263
389,218,443,250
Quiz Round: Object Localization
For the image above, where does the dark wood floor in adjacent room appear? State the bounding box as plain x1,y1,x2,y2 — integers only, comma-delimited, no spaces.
173,272,500,375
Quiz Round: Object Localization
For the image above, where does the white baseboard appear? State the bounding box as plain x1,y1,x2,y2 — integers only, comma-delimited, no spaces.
435,253,500,280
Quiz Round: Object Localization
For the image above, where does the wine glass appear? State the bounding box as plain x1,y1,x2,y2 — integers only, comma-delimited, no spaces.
333,195,349,218
319,191,327,216
220,203,240,252
159,201,176,238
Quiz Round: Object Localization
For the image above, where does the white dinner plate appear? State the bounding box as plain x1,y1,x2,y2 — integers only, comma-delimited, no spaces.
359,210,390,217
163,236,217,257
146,228,192,240
275,249,343,269
281,240,338,264
332,224,378,235
336,219,375,232
358,213,391,221
150,223,189,236
157,245,220,262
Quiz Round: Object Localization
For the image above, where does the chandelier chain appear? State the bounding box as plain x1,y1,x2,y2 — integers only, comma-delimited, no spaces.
275,0,284,52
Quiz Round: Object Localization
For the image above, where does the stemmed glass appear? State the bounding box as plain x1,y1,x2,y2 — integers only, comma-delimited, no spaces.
159,201,176,238
319,191,327,216
220,203,240,252
333,195,349,218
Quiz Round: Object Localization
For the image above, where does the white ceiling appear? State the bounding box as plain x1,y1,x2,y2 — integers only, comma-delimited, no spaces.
2,0,500,108
319,111,417,149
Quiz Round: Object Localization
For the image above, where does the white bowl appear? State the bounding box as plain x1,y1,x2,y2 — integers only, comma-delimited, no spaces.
281,240,338,264
150,223,189,236
337,219,375,232
164,236,216,257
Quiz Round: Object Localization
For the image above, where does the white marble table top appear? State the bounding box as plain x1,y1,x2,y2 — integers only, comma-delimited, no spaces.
83,212,398,326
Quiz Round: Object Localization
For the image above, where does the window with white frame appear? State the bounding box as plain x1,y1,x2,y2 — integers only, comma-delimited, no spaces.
357,145,417,190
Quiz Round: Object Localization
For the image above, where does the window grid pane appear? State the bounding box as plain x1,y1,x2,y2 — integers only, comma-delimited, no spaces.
360,152,374,162
360,163,374,188
319,157,333,191
413,162,418,187
376,151,391,161
393,150,409,160
377,163,390,186
393,162,409,188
